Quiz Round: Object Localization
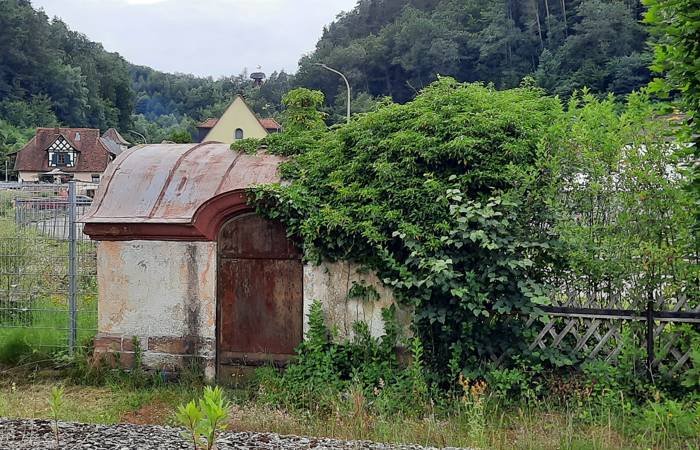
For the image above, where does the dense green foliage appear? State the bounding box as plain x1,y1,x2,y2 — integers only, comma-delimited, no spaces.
546,90,697,309
131,65,292,124
0,0,134,130
0,120,33,180
250,79,562,374
0,0,658,146
249,80,699,383
296,0,651,109
545,90,699,381
167,129,195,144
133,0,653,122
257,301,432,416
255,299,700,447
643,0,700,229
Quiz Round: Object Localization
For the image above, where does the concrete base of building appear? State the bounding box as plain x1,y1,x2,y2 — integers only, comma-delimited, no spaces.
93,333,216,381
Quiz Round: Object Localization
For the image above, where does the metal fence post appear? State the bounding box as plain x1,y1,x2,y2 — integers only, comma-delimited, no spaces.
646,296,654,382
68,181,77,355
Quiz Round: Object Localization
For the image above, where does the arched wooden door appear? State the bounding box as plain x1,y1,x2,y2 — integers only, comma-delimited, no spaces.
217,213,303,372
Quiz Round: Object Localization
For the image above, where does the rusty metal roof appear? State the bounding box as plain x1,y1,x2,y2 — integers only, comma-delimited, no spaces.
82,142,283,224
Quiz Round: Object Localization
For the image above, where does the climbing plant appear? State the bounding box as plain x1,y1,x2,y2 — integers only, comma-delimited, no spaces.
248,78,562,376
231,87,328,156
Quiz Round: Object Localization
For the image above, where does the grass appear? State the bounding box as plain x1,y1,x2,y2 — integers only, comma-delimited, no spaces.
0,377,697,450
0,200,98,364
0,296,97,364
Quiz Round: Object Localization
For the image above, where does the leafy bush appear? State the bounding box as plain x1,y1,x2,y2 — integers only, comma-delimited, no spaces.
167,129,192,143
581,360,621,399
256,300,433,417
485,367,532,401
230,88,329,157
249,78,562,377
635,399,700,444
230,138,262,154
0,332,33,365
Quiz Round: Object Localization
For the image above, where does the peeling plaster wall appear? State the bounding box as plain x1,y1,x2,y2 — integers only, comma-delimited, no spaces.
95,241,405,380
303,261,409,339
95,240,216,378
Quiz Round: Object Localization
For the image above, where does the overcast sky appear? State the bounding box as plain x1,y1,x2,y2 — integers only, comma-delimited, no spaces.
32,0,358,78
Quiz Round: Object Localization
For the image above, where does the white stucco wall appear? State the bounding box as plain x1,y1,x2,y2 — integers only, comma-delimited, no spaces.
96,240,217,377
95,241,404,379
303,261,408,339
18,172,40,183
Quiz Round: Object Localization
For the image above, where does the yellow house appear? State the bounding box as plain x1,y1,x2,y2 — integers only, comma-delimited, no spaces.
196,95,281,145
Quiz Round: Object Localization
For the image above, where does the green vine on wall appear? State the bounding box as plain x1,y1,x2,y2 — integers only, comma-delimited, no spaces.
247,78,562,377
244,78,696,382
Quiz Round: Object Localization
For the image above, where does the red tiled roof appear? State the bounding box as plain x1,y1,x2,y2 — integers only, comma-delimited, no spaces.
14,128,113,173
259,118,282,131
197,118,218,129
102,128,131,145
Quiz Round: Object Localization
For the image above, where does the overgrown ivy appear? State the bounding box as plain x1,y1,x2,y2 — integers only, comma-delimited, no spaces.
231,87,328,156
247,78,563,377
244,79,697,384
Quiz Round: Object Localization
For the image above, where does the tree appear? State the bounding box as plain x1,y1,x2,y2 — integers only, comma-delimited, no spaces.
249,78,562,373
0,119,33,181
280,88,326,133
544,90,695,306
168,129,192,143
296,0,651,116
535,0,649,96
0,0,135,130
644,0,700,228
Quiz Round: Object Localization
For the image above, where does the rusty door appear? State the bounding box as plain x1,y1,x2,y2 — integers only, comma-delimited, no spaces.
217,213,303,369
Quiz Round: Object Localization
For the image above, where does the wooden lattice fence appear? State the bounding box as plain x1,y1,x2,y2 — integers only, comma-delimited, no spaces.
522,288,699,377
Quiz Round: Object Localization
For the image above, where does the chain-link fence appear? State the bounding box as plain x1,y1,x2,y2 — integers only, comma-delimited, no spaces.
0,182,97,361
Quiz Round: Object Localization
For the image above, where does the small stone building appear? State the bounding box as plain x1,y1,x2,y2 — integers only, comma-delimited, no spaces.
83,143,397,380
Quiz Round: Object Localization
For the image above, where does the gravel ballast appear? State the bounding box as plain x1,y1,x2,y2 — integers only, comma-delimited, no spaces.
0,419,470,450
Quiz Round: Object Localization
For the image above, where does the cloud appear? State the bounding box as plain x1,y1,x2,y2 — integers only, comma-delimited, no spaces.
32,0,358,77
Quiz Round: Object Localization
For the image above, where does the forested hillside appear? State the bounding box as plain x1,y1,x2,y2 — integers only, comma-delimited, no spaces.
128,65,293,141
296,0,651,107
0,0,133,131
1,0,654,149
0,0,286,147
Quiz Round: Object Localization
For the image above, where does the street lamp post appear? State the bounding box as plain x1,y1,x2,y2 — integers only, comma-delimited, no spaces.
315,63,351,124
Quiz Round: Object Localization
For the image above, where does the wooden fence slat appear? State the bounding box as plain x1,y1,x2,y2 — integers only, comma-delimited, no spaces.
574,319,600,353
670,349,692,374
590,326,618,359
